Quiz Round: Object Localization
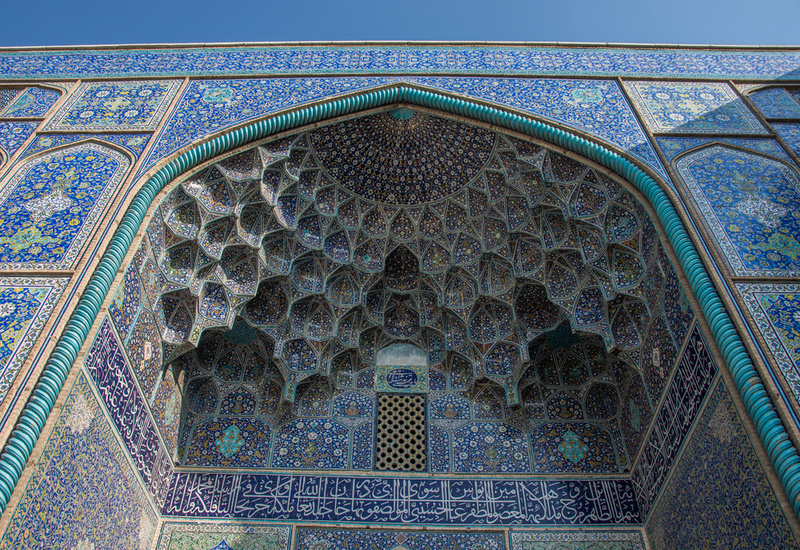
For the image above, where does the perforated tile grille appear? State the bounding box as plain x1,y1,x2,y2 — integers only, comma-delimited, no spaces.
376,394,426,471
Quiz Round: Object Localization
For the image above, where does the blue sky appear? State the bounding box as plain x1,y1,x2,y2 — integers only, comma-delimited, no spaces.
0,0,797,47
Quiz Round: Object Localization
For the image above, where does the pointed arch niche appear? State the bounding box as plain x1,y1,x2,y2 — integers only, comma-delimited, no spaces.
4,85,799,525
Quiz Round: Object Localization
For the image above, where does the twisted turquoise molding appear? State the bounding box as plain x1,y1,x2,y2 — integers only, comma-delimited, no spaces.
1,84,799,520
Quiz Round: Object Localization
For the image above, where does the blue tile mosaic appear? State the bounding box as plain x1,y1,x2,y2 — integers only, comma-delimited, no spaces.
0,372,158,550
645,381,798,548
85,318,174,506
84,313,644,525
624,81,766,134
510,530,645,549
0,86,60,118
748,87,800,119
0,121,38,164
656,136,795,164
774,122,800,159
156,522,292,550
631,323,718,518
296,528,506,549
0,142,130,269
736,282,800,408
0,276,67,404
2,46,800,79
675,145,800,277
20,132,151,160
142,77,665,180
44,80,181,132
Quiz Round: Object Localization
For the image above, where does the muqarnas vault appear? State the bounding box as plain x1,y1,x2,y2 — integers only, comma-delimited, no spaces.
0,44,798,549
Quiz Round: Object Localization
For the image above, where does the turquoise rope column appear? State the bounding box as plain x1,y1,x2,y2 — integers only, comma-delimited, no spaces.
1,85,798,520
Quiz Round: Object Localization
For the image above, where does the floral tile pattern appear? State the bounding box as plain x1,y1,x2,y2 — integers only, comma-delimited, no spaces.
624,81,766,134
675,145,800,277
0,142,130,269
20,132,151,160
156,522,291,550
44,80,181,132
0,86,60,118
0,121,38,163
0,276,68,403
0,372,158,550
645,381,799,548
296,528,505,550
736,283,800,406
510,530,645,549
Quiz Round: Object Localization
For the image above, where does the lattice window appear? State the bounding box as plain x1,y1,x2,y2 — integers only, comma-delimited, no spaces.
375,394,426,471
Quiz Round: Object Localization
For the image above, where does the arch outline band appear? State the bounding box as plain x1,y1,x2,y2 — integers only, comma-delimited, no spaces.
1,84,798,519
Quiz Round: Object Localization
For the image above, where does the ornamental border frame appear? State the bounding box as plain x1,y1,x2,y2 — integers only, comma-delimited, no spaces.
1,83,798,523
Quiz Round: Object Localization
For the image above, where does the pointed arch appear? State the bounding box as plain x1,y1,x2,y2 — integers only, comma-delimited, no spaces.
2,84,799,521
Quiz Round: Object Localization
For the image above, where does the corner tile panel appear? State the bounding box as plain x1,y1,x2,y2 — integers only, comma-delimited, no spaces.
0,276,68,403
0,121,38,162
774,123,800,159
748,87,800,120
296,527,505,549
0,372,158,550
736,282,800,406
44,80,181,132
624,81,766,134
675,145,800,277
510,530,645,549
0,142,130,270
645,381,799,549
156,522,291,550
0,86,60,118
631,322,718,519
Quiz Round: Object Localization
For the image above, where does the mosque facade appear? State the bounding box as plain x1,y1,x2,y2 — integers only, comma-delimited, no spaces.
0,43,797,549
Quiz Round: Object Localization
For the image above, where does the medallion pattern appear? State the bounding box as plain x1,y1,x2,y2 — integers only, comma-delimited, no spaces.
675,145,800,277
156,522,291,550
296,528,505,550
645,382,798,548
0,372,158,550
0,142,130,269
44,80,181,131
624,81,766,134
510,531,645,550
0,276,68,403
736,283,800,405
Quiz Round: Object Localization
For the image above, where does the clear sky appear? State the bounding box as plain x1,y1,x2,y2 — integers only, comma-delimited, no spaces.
0,0,797,47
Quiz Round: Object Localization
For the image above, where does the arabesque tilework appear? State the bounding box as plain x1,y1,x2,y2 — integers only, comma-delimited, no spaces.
736,283,800,406
646,381,798,548
296,528,506,549
624,81,766,134
44,80,181,131
0,142,130,269
2,46,800,79
0,276,68,403
510,530,645,549
156,522,291,550
0,372,158,550
1,43,800,548
675,145,800,277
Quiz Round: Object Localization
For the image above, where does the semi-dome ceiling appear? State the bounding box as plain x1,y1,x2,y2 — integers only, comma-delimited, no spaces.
141,108,660,405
